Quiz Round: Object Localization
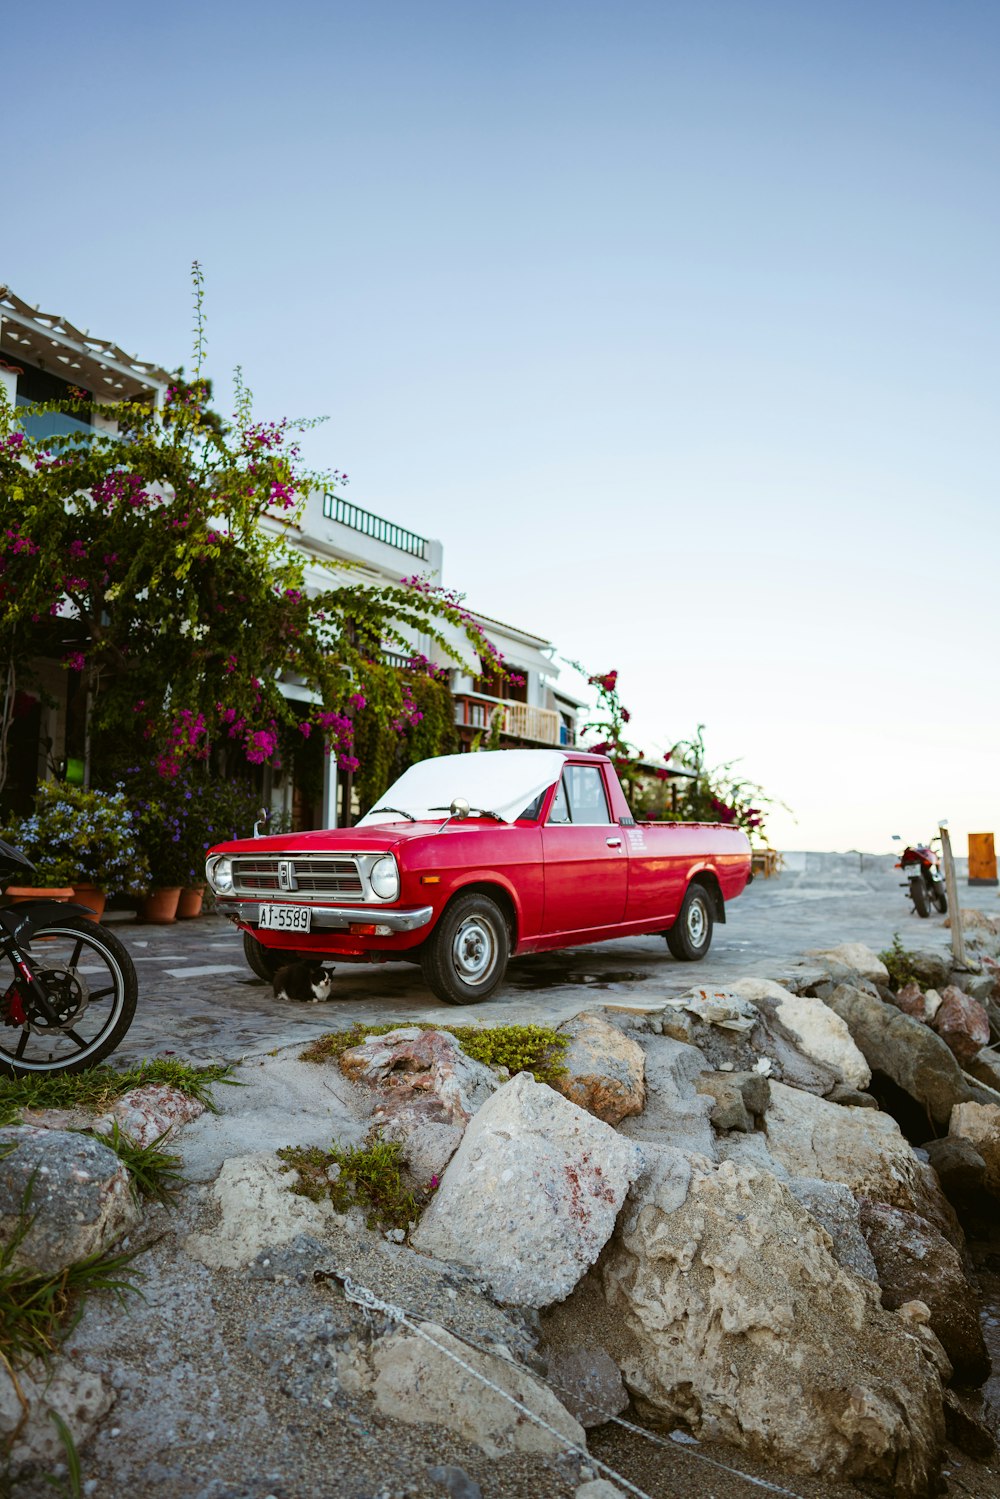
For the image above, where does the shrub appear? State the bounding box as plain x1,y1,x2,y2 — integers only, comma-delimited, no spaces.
0,780,149,893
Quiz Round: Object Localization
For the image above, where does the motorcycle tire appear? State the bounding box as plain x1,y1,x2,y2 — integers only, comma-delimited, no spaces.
910,876,930,918
932,883,948,915
0,917,137,1077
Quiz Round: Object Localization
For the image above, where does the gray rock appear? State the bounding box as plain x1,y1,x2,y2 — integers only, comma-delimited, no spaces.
545,1345,629,1428
952,971,997,1005
858,1199,990,1386
618,1037,716,1157
0,1126,139,1275
428,1466,482,1499
788,1179,877,1281
0,1355,113,1471
923,1136,989,1218
576,1483,627,1499
826,1084,879,1109
694,1073,753,1132
411,1072,644,1308
906,950,952,990
823,983,973,1128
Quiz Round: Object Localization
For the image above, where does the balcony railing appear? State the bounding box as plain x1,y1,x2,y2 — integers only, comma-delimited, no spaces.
323,494,428,560
454,695,564,746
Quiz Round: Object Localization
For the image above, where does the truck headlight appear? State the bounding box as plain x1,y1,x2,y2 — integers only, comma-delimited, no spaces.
369,856,399,901
207,855,234,894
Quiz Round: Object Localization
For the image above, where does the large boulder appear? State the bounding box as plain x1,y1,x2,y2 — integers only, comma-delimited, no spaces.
805,943,890,985
411,1072,644,1308
368,1324,584,1457
823,984,974,1129
923,1135,990,1219
857,1199,989,1386
930,986,990,1067
619,1037,716,1157
602,1147,945,1493
93,1083,205,1148
949,1101,1000,1197
763,1082,959,1243
0,1126,139,1275
184,1152,338,1270
553,1011,646,1126
729,978,870,1089
338,1026,498,1125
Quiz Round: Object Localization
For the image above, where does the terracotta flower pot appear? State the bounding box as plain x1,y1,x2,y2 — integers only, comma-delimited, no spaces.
5,885,75,904
71,884,107,921
141,887,182,924
177,884,206,920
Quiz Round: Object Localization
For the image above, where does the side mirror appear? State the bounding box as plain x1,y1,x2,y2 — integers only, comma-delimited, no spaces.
450,796,470,821
254,806,270,838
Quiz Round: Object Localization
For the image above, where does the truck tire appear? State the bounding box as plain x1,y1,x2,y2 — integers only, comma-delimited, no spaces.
910,876,930,918
421,893,510,1005
666,883,714,961
243,931,287,981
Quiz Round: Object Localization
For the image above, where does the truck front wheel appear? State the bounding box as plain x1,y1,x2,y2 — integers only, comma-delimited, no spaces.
421,893,510,1005
666,884,714,961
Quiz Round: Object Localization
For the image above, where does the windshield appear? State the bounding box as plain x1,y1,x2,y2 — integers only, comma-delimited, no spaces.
358,749,567,826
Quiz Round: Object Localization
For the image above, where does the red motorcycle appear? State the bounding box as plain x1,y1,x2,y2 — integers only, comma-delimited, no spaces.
892,835,948,918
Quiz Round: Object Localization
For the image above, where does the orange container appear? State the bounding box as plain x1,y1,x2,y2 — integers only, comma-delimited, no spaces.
968,833,998,887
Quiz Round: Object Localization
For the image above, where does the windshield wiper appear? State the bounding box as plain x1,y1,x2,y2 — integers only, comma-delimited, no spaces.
429,805,503,822
367,806,416,822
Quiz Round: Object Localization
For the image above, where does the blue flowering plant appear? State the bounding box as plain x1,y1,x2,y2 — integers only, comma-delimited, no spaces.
0,780,150,893
122,766,272,887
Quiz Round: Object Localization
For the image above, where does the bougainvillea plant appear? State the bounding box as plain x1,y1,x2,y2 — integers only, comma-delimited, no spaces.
0,264,502,796
576,667,780,841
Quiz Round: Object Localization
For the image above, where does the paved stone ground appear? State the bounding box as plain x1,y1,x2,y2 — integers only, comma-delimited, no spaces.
108,852,1000,1067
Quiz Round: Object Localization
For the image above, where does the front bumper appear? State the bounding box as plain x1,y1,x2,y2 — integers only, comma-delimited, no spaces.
216,899,435,933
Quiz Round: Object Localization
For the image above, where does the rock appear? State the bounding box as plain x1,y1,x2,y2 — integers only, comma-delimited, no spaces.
923,988,944,1021
891,981,929,1020
184,1152,338,1269
805,942,890,985
619,1038,716,1157
951,970,998,1004
428,1465,483,1499
383,1119,464,1183
788,1179,877,1281
857,1199,990,1385
930,986,991,1066
665,988,758,1032
545,1345,629,1428
923,1135,989,1218
949,1101,1000,1197
942,1389,996,1459
0,1126,139,1275
0,1356,113,1471
966,1048,1000,1095
729,978,870,1089
946,909,1000,935
694,1072,754,1132
92,1083,205,1148
826,1084,878,1109
553,1011,646,1126
370,1323,585,1456
906,950,953,991
764,1082,957,1239
411,1072,644,1308
602,1146,945,1492
575,1483,626,1499
823,983,973,1129
339,1026,498,1126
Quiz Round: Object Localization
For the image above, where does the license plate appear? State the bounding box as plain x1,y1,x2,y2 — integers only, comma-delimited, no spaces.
258,904,312,933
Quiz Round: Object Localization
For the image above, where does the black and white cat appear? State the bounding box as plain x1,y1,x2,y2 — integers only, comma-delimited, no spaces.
272,961,333,1004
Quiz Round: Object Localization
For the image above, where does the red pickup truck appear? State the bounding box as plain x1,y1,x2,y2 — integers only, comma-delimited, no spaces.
206,749,752,1004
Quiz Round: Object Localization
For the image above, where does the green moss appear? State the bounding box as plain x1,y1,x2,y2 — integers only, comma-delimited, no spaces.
879,933,919,992
298,1022,568,1086
277,1136,428,1233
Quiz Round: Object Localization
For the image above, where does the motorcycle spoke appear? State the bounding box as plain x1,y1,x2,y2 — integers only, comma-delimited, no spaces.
88,985,116,1002
69,938,85,967
64,1029,88,1049
14,1029,28,1059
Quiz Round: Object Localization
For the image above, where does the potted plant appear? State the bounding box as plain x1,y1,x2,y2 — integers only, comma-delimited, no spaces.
0,781,150,917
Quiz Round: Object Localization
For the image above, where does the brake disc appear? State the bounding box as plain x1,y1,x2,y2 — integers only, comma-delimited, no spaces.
26,966,91,1035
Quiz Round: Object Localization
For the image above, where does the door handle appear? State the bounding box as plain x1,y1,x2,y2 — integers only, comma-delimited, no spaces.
606,837,622,848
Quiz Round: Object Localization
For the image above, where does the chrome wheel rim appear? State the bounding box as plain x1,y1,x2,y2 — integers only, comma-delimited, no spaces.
687,898,707,948
452,916,498,987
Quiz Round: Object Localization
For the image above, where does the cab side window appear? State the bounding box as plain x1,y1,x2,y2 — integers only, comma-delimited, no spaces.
546,766,612,826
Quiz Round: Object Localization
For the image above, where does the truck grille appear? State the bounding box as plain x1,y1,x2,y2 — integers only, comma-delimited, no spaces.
231,855,365,902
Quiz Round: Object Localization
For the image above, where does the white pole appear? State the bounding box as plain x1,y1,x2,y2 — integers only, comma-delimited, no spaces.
939,822,966,969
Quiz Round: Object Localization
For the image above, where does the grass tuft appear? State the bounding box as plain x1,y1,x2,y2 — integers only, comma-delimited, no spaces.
88,1121,186,1207
277,1136,433,1233
298,1022,568,1086
879,933,920,992
0,1059,237,1129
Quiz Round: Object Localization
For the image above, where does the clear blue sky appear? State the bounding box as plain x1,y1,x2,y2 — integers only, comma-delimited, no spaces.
7,0,999,850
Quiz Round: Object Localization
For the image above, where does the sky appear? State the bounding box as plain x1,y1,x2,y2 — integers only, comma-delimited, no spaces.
5,0,999,852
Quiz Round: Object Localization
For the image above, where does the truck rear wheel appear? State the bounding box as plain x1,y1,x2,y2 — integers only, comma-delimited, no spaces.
666,884,714,961
421,893,510,1005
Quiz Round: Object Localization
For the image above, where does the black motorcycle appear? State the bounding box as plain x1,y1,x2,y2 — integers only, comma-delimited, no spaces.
0,838,137,1077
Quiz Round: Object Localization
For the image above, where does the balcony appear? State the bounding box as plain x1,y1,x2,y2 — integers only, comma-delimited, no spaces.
323,494,429,560
454,694,564,746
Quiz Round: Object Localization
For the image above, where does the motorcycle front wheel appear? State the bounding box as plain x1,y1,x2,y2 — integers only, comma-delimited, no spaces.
0,917,138,1077
910,875,930,918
